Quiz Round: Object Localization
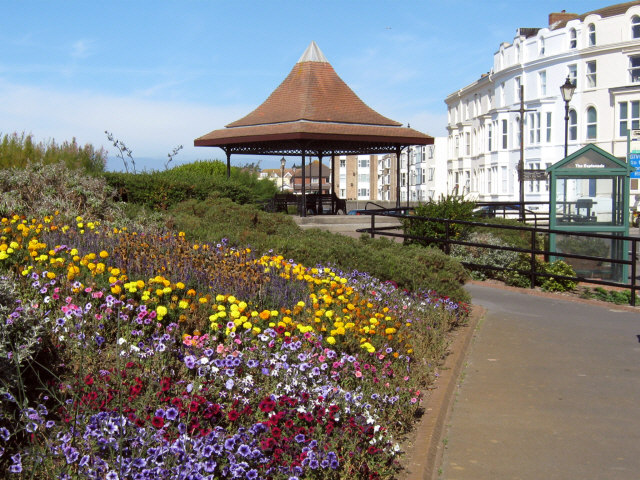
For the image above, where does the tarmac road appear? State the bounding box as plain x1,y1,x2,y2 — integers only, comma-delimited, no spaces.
438,283,640,480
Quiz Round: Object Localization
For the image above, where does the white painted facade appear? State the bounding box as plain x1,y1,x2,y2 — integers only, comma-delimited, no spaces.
445,3,640,209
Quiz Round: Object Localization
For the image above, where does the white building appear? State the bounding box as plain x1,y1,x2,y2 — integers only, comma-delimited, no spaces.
445,2,640,209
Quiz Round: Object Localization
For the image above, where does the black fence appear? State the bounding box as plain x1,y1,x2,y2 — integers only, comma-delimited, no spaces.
356,208,639,307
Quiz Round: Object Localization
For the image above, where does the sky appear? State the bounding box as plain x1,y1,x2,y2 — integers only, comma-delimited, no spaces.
0,0,611,171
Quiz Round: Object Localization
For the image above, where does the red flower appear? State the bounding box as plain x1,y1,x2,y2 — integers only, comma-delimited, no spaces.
161,377,171,392
260,438,276,450
271,426,282,438
259,398,275,413
84,375,94,386
227,410,240,421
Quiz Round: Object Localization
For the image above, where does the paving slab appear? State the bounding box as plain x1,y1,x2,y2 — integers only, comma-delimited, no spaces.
438,283,640,480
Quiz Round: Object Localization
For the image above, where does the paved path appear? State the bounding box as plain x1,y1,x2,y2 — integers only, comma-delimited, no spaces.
438,283,640,480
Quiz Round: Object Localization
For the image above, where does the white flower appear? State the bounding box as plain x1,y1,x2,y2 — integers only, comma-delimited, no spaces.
199,357,209,365
118,337,127,345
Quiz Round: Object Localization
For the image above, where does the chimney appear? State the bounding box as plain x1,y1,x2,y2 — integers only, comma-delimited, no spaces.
549,10,579,26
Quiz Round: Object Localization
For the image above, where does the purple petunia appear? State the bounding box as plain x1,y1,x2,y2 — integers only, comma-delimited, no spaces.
184,355,196,369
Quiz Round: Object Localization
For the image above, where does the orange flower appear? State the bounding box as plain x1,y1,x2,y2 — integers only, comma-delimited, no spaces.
259,310,271,320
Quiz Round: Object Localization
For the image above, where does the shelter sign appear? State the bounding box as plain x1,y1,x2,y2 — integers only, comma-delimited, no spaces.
630,152,640,179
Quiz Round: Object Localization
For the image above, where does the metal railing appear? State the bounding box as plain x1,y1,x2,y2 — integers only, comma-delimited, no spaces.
356,209,639,306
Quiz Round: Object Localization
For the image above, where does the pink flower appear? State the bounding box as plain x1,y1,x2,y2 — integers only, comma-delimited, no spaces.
216,344,225,353
355,371,362,378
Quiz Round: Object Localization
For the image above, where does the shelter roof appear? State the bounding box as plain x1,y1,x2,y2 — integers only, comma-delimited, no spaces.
195,42,432,156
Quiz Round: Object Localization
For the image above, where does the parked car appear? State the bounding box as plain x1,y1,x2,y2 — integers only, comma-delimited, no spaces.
473,205,522,219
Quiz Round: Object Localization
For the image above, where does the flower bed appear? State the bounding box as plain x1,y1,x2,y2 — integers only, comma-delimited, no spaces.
0,213,467,479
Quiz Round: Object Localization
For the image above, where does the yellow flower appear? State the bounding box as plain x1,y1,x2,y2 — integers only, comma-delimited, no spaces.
326,336,336,345
99,250,109,258
179,300,189,309
176,282,185,289
156,306,168,318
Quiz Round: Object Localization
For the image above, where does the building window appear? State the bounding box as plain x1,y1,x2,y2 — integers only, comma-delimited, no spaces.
488,124,493,151
586,61,596,88
546,112,552,143
587,107,598,140
339,159,346,167
568,64,577,88
428,167,435,181
539,70,547,96
515,76,521,99
539,37,545,56
502,166,508,193
569,109,577,141
455,135,459,157
502,119,508,149
588,24,596,46
528,112,538,144
358,174,369,182
630,55,640,83
619,100,640,136
527,112,540,144
358,188,369,197
359,158,369,168
428,145,434,159
465,132,470,155
500,82,505,106
633,15,640,39
569,28,577,48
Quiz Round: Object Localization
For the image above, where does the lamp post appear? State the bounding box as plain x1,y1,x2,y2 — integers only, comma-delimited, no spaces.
280,157,286,192
560,76,576,158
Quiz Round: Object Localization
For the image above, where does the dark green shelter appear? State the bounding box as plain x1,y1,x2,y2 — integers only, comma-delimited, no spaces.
546,144,632,281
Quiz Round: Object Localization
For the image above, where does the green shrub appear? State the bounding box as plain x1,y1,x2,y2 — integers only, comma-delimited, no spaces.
469,217,541,250
451,231,520,280
556,235,609,258
402,195,476,251
581,286,639,304
168,197,471,303
0,162,121,221
541,260,578,292
501,254,577,292
0,132,105,173
104,162,278,210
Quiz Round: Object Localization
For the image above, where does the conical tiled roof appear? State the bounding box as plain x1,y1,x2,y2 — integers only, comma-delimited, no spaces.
195,42,432,155
226,42,401,128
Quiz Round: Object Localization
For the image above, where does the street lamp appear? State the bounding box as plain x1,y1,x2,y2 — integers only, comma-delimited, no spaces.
280,157,286,191
560,76,576,158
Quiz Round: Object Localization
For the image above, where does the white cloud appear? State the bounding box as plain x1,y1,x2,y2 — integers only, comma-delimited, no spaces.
0,80,251,170
71,39,93,59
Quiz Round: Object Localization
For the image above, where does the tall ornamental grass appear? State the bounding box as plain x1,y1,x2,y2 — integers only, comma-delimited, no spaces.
0,133,105,174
